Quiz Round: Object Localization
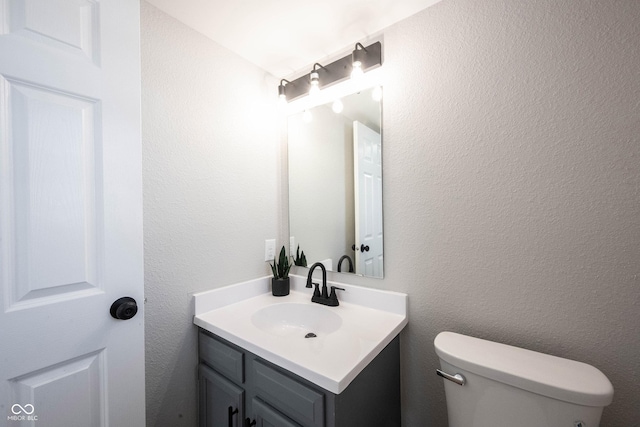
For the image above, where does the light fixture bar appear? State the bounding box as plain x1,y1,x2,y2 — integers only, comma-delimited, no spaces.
280,41,382,102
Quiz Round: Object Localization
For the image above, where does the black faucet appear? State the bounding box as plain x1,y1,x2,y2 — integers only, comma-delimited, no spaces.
306,262,345,306
337,255,354,273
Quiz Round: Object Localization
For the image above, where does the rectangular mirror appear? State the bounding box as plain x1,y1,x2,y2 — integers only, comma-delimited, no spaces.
288,86,384,278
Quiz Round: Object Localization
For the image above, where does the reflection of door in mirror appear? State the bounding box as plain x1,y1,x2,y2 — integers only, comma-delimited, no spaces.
354,122,383,277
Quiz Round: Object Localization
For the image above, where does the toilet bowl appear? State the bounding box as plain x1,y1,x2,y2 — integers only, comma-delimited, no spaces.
434,332,614,427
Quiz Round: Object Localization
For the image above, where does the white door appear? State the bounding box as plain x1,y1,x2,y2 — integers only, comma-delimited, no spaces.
353,121,383,278
0,1,145,426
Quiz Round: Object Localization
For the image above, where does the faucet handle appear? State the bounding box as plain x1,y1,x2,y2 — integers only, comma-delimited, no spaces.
312,283,321,297
328,286,345,306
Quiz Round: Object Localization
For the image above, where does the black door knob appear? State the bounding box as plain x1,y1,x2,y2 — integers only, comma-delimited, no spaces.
360,244,370,252
110,297,138,320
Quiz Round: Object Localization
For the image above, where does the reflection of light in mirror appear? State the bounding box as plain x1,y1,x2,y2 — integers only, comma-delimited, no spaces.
303,110,313,123
372,86,383,102
332,99,344,114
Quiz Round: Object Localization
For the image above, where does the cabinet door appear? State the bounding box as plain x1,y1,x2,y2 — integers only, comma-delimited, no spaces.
251,398,302,427
199,364,244,427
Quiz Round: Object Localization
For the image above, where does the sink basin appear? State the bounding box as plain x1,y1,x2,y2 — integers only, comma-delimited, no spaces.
251,302,342,337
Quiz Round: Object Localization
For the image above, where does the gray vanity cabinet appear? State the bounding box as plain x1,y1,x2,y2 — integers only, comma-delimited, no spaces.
198,329,401,427
198,364,244,426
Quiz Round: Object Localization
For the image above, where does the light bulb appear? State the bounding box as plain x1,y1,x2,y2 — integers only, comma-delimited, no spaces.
277,80,288,105
309,71,320,96
351,62,363,79
332,99,344,114
351,44,367,80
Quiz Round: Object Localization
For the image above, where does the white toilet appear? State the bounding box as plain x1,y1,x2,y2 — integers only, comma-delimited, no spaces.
434,332,614,427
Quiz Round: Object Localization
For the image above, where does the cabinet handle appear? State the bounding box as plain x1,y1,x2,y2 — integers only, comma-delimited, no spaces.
245,418,256,427
228,406,238,427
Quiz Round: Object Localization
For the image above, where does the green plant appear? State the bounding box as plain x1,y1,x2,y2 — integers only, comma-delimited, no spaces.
294,245,307,267
270,246,291,279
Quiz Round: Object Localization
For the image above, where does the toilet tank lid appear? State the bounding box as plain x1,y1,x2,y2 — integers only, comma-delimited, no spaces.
434,332,614,407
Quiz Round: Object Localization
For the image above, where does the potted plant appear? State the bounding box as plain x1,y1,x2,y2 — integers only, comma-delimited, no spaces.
270,246,291,296
294,245,307,267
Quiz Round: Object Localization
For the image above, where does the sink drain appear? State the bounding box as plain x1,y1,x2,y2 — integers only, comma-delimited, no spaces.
305,332,317,338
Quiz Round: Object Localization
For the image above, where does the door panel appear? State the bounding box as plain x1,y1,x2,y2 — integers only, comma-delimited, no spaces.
353,121,383,278
5,0,100,63
11,351,105,427
0,0,144,425
5,77,102,308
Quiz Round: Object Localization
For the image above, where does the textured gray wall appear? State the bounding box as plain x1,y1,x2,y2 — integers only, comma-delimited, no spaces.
373,0,639,425
141,0,640,426
141,3,280,425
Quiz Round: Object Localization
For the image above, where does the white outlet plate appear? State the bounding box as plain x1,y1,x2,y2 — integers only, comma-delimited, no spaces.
265,239,276,261
290,236,296,255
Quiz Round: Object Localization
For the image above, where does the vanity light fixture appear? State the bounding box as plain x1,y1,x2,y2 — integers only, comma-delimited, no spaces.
309,63,324,96
278,41,382,103
351,43,367,79
278,79,290,104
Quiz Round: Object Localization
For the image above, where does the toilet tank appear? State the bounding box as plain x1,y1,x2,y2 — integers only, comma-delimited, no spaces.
434,332,614,427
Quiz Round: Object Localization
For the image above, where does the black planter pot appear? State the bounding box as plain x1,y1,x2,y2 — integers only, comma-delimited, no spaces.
271,277,290,296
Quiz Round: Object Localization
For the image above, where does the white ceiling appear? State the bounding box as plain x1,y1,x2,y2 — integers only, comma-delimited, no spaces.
145,0,442,78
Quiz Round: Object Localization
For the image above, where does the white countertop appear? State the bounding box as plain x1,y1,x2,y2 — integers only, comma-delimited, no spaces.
193,275,408,394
